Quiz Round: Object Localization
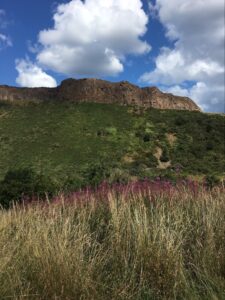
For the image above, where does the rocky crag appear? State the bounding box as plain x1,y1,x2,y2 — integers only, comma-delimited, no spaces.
0,78,201,111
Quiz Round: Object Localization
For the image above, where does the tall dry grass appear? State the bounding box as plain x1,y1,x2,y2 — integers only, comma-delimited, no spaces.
0,182,225,299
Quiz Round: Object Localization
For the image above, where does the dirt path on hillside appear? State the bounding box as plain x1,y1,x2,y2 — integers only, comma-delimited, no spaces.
154,147,171,169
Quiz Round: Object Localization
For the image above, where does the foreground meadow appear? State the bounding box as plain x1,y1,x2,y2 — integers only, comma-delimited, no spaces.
0,181,225,299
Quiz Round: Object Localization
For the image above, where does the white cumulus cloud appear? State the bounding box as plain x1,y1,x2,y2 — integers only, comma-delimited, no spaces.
16,59,57,88
164,82,224,112
0,33,12,48
36,0,150,77
0,9,12,49
141,0,225,112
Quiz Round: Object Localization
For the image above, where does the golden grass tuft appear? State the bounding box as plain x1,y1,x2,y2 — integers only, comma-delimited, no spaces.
0,186,225,299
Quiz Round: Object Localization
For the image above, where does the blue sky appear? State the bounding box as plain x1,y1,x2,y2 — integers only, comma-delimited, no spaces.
0,0,224,112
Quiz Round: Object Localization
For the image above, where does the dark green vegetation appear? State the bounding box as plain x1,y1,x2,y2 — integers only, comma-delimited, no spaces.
0,168,57,208
0,101,224,191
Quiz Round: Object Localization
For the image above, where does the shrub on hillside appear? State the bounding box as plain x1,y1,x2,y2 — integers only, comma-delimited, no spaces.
108,168,130,184
63,173,83,191
0,168,58,208
205,174,220,188
81,161,114,187
97,127,117,137
174,116,186,126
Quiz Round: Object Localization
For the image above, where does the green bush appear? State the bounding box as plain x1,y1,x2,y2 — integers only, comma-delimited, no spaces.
105,127,117,136
81,161,114,187
0,168,58,209
97,127,117,137
108,168,130,184
205,174,220,188
63,173,83,191
175,116,186,126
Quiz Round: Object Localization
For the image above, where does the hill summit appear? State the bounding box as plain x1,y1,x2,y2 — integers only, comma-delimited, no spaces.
0,78,200,111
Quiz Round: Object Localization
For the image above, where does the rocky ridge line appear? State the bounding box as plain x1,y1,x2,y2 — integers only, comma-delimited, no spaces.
0,78,201,111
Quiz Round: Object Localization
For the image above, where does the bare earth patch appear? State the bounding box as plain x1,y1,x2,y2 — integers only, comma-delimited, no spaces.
166,133,177,147
154,147,171,169
122,154,135,164
0,112,9,119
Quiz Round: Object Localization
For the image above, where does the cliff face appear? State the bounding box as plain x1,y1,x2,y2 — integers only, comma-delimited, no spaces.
0,78,201,111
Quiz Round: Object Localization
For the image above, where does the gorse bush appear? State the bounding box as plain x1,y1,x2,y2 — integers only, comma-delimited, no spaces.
97,127,117,137
0,168,58,208
205,174,221,188
81,161,113,187
0,182,224,299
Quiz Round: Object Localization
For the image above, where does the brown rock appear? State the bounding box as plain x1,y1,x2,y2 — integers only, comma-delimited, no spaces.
0,78,201,111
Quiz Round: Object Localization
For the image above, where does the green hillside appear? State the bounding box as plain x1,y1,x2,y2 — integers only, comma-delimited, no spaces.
0,100,224,188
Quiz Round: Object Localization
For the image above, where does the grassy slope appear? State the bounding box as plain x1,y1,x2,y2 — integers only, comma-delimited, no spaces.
0,101,224,182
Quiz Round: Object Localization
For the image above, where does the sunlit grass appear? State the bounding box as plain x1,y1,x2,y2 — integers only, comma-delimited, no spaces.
0,182,224,299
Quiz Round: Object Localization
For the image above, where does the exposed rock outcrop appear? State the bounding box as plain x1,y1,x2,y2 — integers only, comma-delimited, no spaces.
0,78,201,111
